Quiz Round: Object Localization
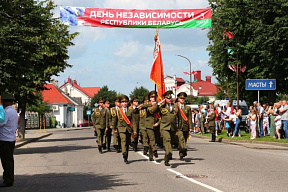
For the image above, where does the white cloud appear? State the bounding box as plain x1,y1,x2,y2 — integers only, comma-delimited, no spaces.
114,41,140,58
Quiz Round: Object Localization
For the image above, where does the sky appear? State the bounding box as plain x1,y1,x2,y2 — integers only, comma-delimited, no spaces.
53,0,213,95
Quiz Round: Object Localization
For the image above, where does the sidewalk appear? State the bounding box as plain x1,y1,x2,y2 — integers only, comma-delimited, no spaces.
15,127,93,149
192,134,288,150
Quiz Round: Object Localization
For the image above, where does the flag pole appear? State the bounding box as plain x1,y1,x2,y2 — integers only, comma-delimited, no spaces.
154,27,159,102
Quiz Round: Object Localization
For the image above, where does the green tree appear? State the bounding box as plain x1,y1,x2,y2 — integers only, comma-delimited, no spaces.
0,0,78,138
129,86,149,103
90,85,117,109
207,0,288,104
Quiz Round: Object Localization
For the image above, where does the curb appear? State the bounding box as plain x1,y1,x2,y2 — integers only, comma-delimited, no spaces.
15,127,93,149
15,133,53,149
192,134,288,150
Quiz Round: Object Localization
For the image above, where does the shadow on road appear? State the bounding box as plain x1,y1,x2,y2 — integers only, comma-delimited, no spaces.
37,136,96,143
2,172,135,192
14,145,96,155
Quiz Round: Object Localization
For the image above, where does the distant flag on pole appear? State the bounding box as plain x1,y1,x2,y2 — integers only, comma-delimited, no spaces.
192,71,198,75
183,72,189,75
225,31,234,39
150,33,165,101
229,65,236,72
241,66,247,73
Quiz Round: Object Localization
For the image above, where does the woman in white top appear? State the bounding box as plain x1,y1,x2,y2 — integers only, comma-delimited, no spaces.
247,109,257,139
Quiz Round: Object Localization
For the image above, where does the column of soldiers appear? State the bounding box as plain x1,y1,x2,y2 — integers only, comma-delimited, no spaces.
91,90,193,166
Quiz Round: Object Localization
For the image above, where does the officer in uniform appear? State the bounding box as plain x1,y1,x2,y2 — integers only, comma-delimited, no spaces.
138,96,150,155
92,97,108,154
207,105,216,142
151,90,178,166
129,97,140,152
104,99,112,151
115,95,137,164
110,96,121,153
140,91,159,161
176,92,192,161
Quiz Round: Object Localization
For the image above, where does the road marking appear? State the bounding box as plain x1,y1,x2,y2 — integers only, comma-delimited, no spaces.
167,169,223,192
137,151,161,164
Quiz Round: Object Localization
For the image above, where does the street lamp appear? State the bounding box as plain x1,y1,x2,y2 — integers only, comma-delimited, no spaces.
176,54,193,104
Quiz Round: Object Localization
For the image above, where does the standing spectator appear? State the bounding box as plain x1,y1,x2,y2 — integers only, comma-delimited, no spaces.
258,102,264,137
279,100,288,140
223,114,232,137
194,109,201,133
0,96,5,123
248,109,257,139
214,106,219,136
216,103,222,131
0,93,18,188
232,106,242,138
263,104,270,136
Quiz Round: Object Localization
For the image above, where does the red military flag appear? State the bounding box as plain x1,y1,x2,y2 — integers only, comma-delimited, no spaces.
150,34,165,101
183,72,189,75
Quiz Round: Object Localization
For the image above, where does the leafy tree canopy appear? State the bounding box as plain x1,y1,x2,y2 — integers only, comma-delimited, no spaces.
207,0,288,104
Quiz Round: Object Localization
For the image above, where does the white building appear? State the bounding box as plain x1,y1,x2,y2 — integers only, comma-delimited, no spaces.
42,83,84,127
59,77,100,106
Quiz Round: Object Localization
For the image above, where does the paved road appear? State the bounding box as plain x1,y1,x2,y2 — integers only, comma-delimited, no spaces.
1,129,288,192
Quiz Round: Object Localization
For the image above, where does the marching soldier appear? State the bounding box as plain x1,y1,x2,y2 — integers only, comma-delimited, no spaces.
140,91,160,161
139,96,150,155
92,97,108,154
129,97,140,152
151,90,178,166
104,99,112,151
115,95,137,164
176,92,192,161
110,96,121,153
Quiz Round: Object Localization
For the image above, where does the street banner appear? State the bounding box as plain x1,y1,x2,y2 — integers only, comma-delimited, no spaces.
60,6,211,28
150,35,165,101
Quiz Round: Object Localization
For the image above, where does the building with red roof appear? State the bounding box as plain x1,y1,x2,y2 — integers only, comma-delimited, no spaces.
42,83,84,128
59,77,100,106
191,70,218,98
164,70,218,102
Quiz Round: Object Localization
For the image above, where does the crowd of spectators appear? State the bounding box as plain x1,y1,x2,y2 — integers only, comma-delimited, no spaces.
190,100,288,141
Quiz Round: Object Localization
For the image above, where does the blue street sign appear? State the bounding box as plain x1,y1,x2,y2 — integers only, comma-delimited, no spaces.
246,79,276,90
86,110,91,115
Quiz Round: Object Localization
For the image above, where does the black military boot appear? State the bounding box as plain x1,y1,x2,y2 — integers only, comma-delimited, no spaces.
167,152,172,160
164,161,170,166
102,144,107,150
153,150,158,158
143,147,149,156
98,146,103,154
180,156,184,161
123,152,128,164
182,149,187,157
209,133,215,142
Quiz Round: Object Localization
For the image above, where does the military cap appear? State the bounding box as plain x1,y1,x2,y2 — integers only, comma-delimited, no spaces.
130,96,138,103
177,92,187,99
163,90,173,99
120,95,129,102
142,96,149,103
105,99,110,104
97,97,104,103
1,93,15,101
114,96,120,102
148,91,157,98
